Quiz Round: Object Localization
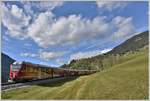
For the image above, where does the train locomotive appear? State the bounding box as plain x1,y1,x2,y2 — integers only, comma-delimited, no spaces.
9,61,97,82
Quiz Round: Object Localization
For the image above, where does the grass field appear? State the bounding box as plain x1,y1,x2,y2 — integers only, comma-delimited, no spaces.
1,50,148,100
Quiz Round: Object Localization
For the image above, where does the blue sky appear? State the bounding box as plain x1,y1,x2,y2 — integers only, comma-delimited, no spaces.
1,1,148,67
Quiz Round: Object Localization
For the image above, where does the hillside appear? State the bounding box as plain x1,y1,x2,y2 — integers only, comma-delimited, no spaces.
61,31,149,70
108,31,149,54
2,48,148,99
1,53,15,83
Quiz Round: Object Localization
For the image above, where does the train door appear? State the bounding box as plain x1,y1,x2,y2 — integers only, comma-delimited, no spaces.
38,67,41,79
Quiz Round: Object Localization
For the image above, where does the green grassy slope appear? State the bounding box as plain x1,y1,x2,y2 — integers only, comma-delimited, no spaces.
2,49,148,100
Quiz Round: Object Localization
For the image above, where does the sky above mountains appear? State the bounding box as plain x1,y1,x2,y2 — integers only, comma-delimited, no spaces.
1,1,148,67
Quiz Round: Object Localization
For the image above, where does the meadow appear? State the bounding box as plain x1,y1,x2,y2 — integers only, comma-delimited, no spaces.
2,49,148,100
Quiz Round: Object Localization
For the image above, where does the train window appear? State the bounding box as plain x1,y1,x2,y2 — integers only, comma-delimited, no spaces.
47,69,51,73
29,67,31,72
30,67,32,72
38,68,41,72
22,67,26,72
25,65,29,72
25,67,27,71
26,67,29,72
28,65,34,72
41,68,44,72
45,68,47,72
44,68,46,72
12,64,22,71
27,66,32,72
42,68,44,72
47,69,50,73
33,68,36,72
35,68,37,72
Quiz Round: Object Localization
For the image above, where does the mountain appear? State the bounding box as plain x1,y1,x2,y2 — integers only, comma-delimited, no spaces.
108,31,149,54
1,53,15,83
61,30,149,70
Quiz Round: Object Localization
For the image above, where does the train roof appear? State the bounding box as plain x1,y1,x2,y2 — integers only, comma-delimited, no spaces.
12,61,99,72
13,61,55,69
24,61,56,68
12,61,23,65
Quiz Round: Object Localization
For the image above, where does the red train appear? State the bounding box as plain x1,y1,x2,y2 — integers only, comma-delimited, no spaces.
9,61,98,82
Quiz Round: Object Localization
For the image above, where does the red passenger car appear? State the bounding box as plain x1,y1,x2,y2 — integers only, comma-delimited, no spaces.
9,61,98,82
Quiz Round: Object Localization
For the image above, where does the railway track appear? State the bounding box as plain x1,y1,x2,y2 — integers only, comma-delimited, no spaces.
2,82,16,86
2,76,77,91
2,83,27,91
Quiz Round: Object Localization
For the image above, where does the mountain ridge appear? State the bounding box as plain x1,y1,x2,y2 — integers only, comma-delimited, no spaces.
61,30,149,70
108,31,149,54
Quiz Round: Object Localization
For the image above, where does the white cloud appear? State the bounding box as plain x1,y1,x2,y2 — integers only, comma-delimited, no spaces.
56,58,67,65
28,14,134,48
97,1,127,11
100,48,112,54
2,2,135,48
28,12,111,47
1,3,31,38
20,50,65,61
1,1,63,40
39,51,65,61
20,53,37,58
22,1,63,12
112,16,135,39
21,1,63,17
27,14,111,47
70,48,112,60
27,11,55,47
39,61,49,66
32,1,63,11
24,43,32,47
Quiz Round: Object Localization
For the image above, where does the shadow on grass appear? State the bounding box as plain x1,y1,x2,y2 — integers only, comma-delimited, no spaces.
35,76,79,87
